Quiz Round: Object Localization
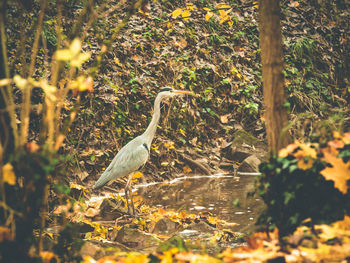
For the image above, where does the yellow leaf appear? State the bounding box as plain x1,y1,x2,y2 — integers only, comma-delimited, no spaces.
219,10,228,19
179,128,186,136
40,251,57,263
71,52,91,68
13,75,28,89
55,49,72,61
0,78,12,86
114,57,121,66
253,1,259,8
297,141,317,158
2,163,16,185
171,8,183,19
69,38,82,56
40,79,57,101
132,171,143,179
320,148,350,194
182,9,191,20
205,12,214,21
278,143,298,158
203,7,211,11
342,132,350,144
183,165,192,174
186,3,197,11
220,114,229,124
215,3,231,9
167,22,173,29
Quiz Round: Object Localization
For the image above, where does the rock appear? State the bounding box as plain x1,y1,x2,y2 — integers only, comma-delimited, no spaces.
152,217,180,234
186,221,215,233
94,198,126,221
222,129,267,162
238,155,261,172
114,226,159,248
80,241,100,258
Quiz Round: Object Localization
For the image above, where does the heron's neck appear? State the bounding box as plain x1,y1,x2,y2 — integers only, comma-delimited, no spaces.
143,94,162,146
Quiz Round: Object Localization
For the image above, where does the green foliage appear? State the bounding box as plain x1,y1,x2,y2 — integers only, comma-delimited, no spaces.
0,149,59,262
256,139,350,238
53,223,84,262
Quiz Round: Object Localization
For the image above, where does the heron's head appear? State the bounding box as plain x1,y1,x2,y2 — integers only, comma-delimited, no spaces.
158,86,192,99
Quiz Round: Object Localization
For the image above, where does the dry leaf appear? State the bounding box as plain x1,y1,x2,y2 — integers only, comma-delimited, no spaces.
278,143,298,158
205,11,214,21
132,171,143,179
320,148,350,194
2,163,16,185
220,114,230,124
182,10,191,20
26,141,40,153
183,165,192,174
171,8,183,19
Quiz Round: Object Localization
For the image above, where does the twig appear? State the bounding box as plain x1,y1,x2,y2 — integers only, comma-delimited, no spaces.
0,6,18,149
20,0,47,147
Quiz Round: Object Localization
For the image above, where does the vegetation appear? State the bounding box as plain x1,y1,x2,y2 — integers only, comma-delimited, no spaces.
0,0,349,262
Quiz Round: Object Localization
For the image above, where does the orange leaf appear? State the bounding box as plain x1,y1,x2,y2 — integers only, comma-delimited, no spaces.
278,143,298,158
328,139,344,149
343,132,350,144
26,141,40,152
320,148,350,194
183,165,192,174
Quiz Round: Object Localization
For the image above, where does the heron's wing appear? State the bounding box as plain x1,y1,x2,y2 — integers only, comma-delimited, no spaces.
110,140,149,177
94,137,149,188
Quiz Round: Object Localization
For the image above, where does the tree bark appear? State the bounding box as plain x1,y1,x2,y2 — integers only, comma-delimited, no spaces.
259,0,290,153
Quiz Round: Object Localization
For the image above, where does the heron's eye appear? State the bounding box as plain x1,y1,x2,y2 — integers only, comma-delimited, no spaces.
160,87,173,92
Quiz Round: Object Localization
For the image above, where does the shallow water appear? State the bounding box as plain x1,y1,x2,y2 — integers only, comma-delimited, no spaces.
134,173,264,233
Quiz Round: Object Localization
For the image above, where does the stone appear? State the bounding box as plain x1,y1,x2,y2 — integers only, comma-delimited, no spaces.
115,226,159,249
238,155,261,172
152,217,180,234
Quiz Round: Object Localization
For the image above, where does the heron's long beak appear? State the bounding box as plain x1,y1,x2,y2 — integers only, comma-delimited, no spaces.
173,89,193,95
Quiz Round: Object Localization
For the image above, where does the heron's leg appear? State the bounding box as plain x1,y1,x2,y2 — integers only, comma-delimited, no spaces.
124,174,135,215
129,182,136,216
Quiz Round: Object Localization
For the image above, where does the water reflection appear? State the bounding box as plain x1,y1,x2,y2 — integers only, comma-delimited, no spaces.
135,173,264,233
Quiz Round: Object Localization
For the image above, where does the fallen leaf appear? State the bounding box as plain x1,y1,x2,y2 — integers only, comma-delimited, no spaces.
85,207,99,218
220,114,230,124
2,163,16,185
182,9,191,20
171,8,183,19
132,171,143,179
183,165,192,174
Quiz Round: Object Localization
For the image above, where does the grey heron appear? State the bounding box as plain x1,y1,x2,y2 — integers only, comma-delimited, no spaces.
93,87,192,214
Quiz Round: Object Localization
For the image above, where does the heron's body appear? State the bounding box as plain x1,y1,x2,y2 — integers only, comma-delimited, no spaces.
94,135,150,189
93,87,191,212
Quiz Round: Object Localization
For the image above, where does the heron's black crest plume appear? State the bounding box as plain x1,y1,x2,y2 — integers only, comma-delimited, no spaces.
160,87,173,92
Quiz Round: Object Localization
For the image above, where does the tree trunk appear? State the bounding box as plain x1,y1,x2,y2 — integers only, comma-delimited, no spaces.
259,0,290,153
